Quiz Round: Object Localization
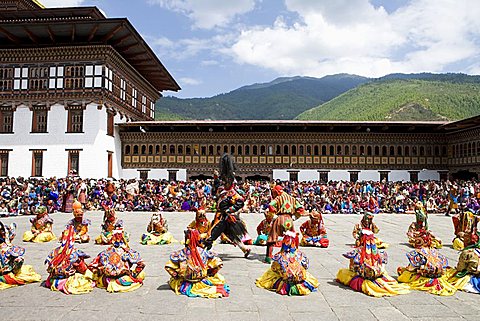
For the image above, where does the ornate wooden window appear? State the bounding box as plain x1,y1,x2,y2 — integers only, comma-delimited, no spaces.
245,145,250,155
345,145,350,155
13,67,28,90
0,151,9,176
283,145,288,155
412,146,418,156
299,145,304,156
148,145,153,155
104,66,113,91
85,65,103,88
29,67,48,90
374,146,380,156
132,88,137,109
0,67,13,91
209,145,214,155
186,145,191,155
360,145,365,156
231,145,236,155
32,109,48,133
125,145,131,155
0,109,13,133
120,78,126,100
170,145,175,154
67,150,80,175
351,145,357,155
306,145,311,156
32,150,44,177
397,146,402,156
322,145,326,156
405,146,410,156
419,146,425,156
291,145,296,156
67,109,83,133
276,145,281,155
237,145,243,155
64,66,84,89
382,146,387,156
329,145,334,156
367,146,372,156
133,145,139,154
48,66,64,89
107,112,114,136
150,101,155,118
139,170,148,180
261,145,266,155
178,145,183,154
141,95,147,113
141,145,146,154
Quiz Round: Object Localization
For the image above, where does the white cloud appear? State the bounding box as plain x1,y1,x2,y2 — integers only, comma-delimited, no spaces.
39,0,85,7
201,60,220,66
149,34,234,61
179,77,202,85
148,0,256,29
227,0,480,77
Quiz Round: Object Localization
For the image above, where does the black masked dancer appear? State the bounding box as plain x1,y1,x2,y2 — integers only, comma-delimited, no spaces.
203,153,251,258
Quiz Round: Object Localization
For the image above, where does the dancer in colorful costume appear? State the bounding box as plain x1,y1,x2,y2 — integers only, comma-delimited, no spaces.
397,240,457,296
256,230,318,295
452,208,479,250
187,207,211,242
352,212,388,249
254,211,274,245
265,184,305,263
90,222,145,293
141,212,175,245
65,200,91,243
165,229,229,298
407,201,442,249
447,248,480,294
44,226,94,294
203,153,251,258
95,202,120,244
337,228,409,297
23,206,56,243
300,210,329,247
0,221,41,290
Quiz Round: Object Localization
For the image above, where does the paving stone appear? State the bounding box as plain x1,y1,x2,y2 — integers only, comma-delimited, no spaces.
0,212,477,321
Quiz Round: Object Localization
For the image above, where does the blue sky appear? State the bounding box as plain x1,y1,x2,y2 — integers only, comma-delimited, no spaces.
42,0,480,98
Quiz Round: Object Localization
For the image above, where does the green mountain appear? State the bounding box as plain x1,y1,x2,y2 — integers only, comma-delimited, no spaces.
155,74,369,120
296,77,480,121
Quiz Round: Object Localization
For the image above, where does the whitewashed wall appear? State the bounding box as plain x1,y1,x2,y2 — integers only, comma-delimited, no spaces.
0,103,125,179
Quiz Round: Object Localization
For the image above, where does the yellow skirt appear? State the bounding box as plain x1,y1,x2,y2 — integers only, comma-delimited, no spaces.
336,268,409,297
256,268,319,296
397,268,458,296
141,231,176,245
94,271,145,293
23,231,56,243
169,274,229,298
0,265,42,290
47,270,95,295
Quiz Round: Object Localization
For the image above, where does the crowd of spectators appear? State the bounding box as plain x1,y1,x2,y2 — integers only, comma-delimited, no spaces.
0,175,479,216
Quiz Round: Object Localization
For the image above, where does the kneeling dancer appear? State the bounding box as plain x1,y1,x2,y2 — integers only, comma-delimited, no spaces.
256,230,318,296
165,229,229,298
89,223,145,293
44,226,94,294
337,228,409,297
0,221,41,290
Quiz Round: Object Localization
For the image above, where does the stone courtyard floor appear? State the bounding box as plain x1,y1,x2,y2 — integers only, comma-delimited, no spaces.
0,211,478,321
